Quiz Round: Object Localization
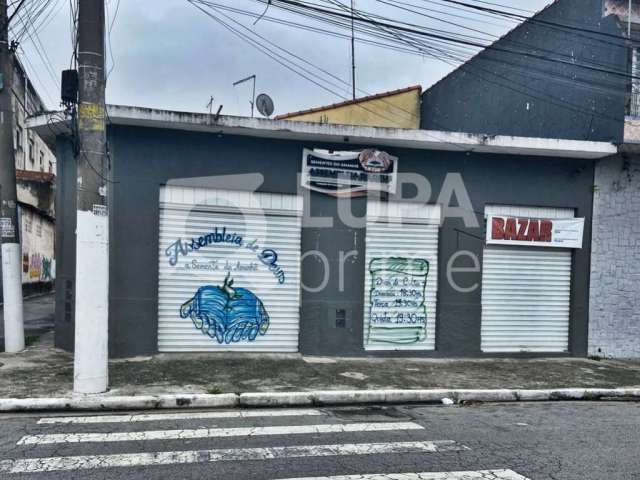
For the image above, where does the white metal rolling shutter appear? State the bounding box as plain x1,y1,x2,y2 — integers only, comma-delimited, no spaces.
363,201,441,351
158,186,302,352
481,206,574,353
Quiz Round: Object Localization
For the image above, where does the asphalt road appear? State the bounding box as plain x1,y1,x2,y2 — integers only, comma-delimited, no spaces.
0,401,638,479
0,293,54,348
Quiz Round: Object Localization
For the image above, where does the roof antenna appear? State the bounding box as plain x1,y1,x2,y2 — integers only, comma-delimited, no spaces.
233,75,257,118
254,0,271,25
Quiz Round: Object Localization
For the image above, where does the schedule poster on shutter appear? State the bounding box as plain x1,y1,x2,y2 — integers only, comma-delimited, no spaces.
368,258,430,345
158,187,302,352
486,215,584,249
363,202,440,351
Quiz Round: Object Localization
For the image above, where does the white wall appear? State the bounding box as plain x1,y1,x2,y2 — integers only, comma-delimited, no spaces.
19,207,55,284
589,154,640,358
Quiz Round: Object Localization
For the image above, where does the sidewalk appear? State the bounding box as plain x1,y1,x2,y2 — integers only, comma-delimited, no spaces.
1,332,639,399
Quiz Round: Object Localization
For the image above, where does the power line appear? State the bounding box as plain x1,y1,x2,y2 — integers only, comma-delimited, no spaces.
190,0,623,147
16,47,57,107
244,0,630,96
433,0,630,44
13,1,61,91
106,0,121,78
223,0,626,126
7,0,27,23
259,0,636,80
435,0,535,14
373,0,629,74
188,0,473,149
195,0,443,120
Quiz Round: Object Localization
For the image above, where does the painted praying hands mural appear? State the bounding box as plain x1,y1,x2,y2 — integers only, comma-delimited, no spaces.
180,274,270,344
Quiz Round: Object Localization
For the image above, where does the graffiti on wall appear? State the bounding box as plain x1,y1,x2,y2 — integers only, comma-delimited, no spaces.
22,253,53,282
180,274,270,344
367,257,429,345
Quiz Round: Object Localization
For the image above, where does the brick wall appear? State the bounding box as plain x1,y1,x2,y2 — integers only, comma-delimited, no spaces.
589,154,640,358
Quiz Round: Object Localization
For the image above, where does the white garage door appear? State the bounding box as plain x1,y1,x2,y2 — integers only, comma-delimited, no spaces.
363,200,441,351
158,186,302,352
481,205,574,353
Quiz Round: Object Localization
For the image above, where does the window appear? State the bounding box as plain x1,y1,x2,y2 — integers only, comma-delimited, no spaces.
48,160,53,174
630,47,640,116
28,139,35,164
39,151,44,172
15,126,23,151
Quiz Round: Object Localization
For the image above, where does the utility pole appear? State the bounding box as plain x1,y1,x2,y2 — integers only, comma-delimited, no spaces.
350,0,356,100
0,0,24,353
74,0,108,394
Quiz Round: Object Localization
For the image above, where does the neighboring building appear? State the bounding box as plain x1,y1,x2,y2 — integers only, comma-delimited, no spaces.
275,85,422,129
417,0,640,358
32,106,614,358
4,57,56,296
421,0,626,143
588,1,640,358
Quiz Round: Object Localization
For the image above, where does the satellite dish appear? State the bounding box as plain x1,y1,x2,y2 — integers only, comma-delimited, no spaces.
256,93,275,117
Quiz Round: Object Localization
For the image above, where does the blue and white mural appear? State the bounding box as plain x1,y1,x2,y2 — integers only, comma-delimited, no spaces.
180,274,270,344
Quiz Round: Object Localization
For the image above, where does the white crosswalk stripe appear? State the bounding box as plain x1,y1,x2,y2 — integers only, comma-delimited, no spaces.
37,408,325,424
17,421,425,445
0,441,467,474
276,471,530,480
0,410,531,478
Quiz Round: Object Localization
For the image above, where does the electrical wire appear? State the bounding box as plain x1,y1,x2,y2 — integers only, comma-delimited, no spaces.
204,0,626,126
259,0,635,81
188,0,473,149
15,3,61,88
15,47,57,107
106,0,121,78
373,0,629,72
239,0,629,96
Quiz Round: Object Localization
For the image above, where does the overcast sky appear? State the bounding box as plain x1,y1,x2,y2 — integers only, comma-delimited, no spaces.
16,0,551,117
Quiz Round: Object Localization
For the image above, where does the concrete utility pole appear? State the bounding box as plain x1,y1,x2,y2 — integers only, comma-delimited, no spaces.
74,0,109,394
0,0,24,353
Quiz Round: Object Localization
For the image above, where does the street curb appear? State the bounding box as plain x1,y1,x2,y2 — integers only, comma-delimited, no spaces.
0,388,638,412
0,394,238,412
238,388,640,407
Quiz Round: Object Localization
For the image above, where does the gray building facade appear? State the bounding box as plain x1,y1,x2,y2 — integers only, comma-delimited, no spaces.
34,108,615,359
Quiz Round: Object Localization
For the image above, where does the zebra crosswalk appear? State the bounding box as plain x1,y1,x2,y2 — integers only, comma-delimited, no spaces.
0,407,531,479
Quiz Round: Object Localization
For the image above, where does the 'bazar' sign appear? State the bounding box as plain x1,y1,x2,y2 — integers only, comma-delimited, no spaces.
486,215,585,249
301,148,398,197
